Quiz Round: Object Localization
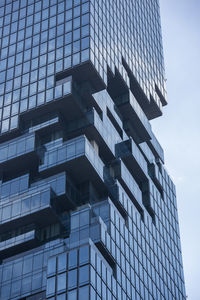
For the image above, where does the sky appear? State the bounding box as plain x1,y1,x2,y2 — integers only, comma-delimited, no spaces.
152,0,200,299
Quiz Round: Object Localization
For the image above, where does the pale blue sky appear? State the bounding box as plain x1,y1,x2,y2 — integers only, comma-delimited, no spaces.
152,1,200,299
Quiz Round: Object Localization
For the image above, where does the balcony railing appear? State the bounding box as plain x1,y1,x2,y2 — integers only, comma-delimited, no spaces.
39,135,105,192
107,159,143,210
0,229,39,260
0,132,36,164
149,163,164,194
0,186,60,234
115,90,152,143
116,138,148,183
0,132,40,178
148,132,164,163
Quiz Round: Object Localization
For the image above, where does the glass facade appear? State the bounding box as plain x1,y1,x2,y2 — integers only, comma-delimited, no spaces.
0,1,186,300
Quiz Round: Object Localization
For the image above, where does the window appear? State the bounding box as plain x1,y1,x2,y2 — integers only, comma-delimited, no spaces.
2,205,11,221
68,269,77,289
11,280,21,298
12,201,21,217
68,289,77,300
21,276,31,293
81,37,89,50
32,272,42,290
57,294,66,300
57,253,67,273
46,276,56,297
21,198,30,213
79,265,89,285
3,265,12,282
47,256,56,276
79,245,89,265
57,273,66,292
79,285,89,300
10,180,18,195
23,257,33,274
33,253,43,271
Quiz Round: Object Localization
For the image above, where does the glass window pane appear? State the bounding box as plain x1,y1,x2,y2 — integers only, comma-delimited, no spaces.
8,143,16,157
2,205,11,221
32,272,42,290
71,214,79,231
57,294,66,300
21,198,30,213
46,276,55,297
68,289,77,300
1,183,10,198
79,245,89,265
12,201,21,217
80,211,89,227
31,194,40,209
13,261,22,277
57,253,67,273
57,272,66,292
68,269,77,289
1,284,11,299
68,249,77,269
47,256,56,276
79,265,89,285
33,253,43,271
79,285,89,300
41,190,49,206
10,180,18,195
2,265,12,282
21,276,31,294
23,257,33,274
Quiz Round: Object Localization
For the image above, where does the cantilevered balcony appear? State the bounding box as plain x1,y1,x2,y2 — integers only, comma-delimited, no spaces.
114,90,152,143
149,163,164,194
139,142,155,164
85,109,122,159
55,60,106,94
113,89,164,163
70,205,116,270
147,132,164,163
0,186,61,234
65,108,121,161
105,175,144,219
115,138,149,183
0,229,39,260
31,172,80,210
155,83,167,106
39,135,105,193
107,159,143,212
90,216,116,269
20,77,86,127
92,198,127,231
0,132,39,178
24,113,63,137
122,58,163,120
142,183,156,223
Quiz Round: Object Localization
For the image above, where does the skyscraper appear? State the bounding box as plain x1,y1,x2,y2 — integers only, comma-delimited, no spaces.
0,0,186,299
